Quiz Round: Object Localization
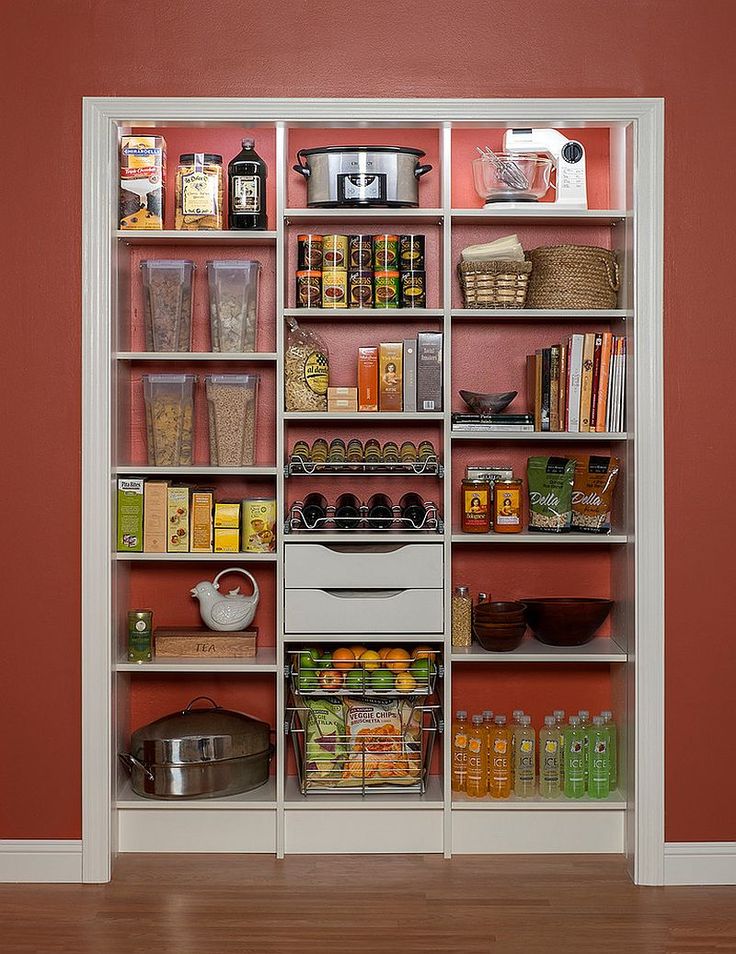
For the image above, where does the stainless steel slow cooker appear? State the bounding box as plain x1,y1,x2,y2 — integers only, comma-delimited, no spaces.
119,696,273,799
293,145,432,207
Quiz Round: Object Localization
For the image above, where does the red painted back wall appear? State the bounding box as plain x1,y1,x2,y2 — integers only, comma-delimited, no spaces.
2,0,735,843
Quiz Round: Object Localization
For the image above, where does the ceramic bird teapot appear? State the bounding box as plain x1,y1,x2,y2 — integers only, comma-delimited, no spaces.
190,568,260,632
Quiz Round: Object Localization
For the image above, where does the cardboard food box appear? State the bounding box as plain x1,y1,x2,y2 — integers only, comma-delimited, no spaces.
379,342,403,412
155,627,258,658
117,478,144,552
143,480,168,553
214,527,240,552
167,486,190,553
214,502,240,529
403,338,417,413
416,332,443,412
358,347,379,411
190,491,214,552
327,386,358,412
119,135,166,230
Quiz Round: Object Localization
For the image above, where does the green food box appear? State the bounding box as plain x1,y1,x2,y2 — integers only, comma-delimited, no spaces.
117,477,144,551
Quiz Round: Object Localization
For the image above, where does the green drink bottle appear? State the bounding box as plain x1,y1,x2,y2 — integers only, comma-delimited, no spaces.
564,716,586,798
601,710,617,789
588,716,611,799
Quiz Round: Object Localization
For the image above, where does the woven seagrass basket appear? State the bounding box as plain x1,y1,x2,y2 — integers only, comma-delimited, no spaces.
525,245,619,309
457,260,532,309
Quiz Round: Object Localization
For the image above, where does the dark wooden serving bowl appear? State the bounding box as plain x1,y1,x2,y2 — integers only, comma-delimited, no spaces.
521,598,613,646
474,621,526,653
474,600,527,623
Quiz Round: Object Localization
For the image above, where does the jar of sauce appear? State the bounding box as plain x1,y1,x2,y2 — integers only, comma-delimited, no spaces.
461,479,491,533
493,479,522,533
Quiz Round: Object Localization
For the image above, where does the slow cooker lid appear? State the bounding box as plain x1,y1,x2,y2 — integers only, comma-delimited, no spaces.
298,145,426,157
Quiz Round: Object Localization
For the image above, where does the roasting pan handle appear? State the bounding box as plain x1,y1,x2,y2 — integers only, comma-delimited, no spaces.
118,752,155,782
183,695,219,713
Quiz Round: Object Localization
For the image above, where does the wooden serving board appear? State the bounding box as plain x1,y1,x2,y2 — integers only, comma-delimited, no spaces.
154,627,257,658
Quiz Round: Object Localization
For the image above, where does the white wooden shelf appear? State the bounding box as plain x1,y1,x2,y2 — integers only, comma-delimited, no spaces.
451,431,627,441
115,229,277,245
451,636,626,663
116,352,277,361
115,465,278,476
451,208,629,225
284,774,444,809
283,308,444,319
283,633,444,644
451,789,626,810
284,208,444,223
115,648,278,672
284,411,444,421
451,532,627,544
450,308,631,320
114,552,277,562
284,532,443,544
116,776,277,809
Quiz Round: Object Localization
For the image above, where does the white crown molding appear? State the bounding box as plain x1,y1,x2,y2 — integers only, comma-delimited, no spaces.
0,841,82,883
665,843,736,885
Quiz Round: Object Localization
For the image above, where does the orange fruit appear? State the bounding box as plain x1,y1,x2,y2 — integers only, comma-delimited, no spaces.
384,647,411,671
349,645,367,659
412,645,436,662
359,649,381,670
378,646,392,660
319,668,344,690
332,647,356,671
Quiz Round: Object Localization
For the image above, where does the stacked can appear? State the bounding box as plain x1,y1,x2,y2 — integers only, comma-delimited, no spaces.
296,234,323,307
349,234,373,307
398,234,426,307
321,234,349,308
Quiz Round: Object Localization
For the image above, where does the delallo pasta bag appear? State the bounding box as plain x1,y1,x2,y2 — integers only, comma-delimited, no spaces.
572,456,620,533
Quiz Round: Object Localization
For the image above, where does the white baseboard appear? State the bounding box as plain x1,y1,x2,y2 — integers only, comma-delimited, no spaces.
0,840,83,883
664,842,736,885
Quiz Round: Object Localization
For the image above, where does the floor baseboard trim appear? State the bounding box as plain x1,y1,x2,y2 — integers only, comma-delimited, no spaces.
664,842,736,885
0,840,83,883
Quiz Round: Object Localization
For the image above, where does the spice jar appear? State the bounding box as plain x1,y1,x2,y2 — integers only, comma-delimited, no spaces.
461,478,491,533
400,441,417,464
291,439,311,462
418,440,436,461
175,153,223,230
451,586,472,648
382,440,400,467
493,478,523,533
328,438,347,464
364,438,382,465
310,438,329,464
347,438,364,469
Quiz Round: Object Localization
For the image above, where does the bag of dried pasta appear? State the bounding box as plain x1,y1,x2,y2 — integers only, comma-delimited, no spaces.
284,318,329,411
572,455,619,533
527,456,575,532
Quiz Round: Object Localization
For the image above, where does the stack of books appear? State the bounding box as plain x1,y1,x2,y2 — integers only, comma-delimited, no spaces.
526,333,626,433
451,413,535,432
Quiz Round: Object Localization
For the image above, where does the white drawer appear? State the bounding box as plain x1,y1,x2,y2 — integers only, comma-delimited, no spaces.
284,587,444,634
285,543,443,589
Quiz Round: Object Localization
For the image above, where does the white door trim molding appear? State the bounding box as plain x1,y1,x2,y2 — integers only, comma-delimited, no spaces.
665,843,736,885
0,841,83,883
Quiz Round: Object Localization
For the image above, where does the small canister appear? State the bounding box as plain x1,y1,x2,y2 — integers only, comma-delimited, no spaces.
461,478,491,533
451,587,472,648
349,270,373,308
242,497,276,552
347,438,364,468
400,440,417,464
291,439,311,464
374,270,401,308
418,440,436,461
373,234,399,269
296,270,321,308
128,610,153,663
349,234,373,269
382,440,400,467
493,478,523,533
328,438,347,464
399,234,426,271
310,438,329,463
400,270,426,308
364,438,382,464
297,234,323,269
321,269,348,308
322,234,349,270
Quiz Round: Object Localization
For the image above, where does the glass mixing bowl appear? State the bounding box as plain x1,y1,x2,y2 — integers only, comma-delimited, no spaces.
472,155,553,205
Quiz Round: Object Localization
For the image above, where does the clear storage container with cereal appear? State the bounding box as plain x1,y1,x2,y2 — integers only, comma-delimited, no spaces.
143,374,196,466
206,260,261,352
205,374,260,466
140,260,195,352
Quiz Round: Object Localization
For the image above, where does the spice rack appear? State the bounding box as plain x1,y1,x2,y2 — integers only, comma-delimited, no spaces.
285,454,443,477
284,501,443,534
82,97,664,880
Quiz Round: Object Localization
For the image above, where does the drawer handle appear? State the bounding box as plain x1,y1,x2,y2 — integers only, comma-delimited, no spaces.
308,544,411,555
322,589,404,600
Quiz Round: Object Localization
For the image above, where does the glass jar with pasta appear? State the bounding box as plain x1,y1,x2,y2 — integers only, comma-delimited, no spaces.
175,153,223,230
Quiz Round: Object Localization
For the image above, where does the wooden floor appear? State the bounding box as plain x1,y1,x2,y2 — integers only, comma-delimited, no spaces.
2,854,736,953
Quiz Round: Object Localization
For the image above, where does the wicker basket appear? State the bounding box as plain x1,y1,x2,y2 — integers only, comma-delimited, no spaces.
525,245,619,309
458,260,532,309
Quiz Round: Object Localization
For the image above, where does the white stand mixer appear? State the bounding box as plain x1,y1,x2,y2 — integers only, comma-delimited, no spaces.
502,128,588,209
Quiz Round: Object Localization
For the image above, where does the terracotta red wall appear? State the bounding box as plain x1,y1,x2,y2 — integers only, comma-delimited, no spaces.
3,0,735,843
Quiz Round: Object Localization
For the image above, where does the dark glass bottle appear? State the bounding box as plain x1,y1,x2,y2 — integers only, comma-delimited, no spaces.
228,138,267,230
367,493,395,530
334,493,362,530
301,493,328,529
399,492,427,529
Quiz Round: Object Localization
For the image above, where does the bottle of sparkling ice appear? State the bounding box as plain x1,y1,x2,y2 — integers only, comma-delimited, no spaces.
600,710,617,789
539,715,562,798
466,715,487,798
482,710,494,792
588,716,611,799
513,715,536,797
489,715,512,799
554,709,566,782
451,711,469,793
578,710,590,784
564,716,586,798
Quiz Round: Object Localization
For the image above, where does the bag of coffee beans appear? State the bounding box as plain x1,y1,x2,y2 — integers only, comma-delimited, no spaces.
572,456,619,533
526,456,575,532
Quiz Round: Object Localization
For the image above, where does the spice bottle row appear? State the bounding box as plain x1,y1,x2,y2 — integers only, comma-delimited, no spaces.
117,481,276,553
295,233,427,308
460,455,620,534
120,136,268,231
288,437,439,474
287,492,441,532
139,259,262,354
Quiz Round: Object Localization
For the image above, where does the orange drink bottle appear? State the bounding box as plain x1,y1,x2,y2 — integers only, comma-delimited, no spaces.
489,715,512,799
482,710,494,792
466,715,487,798
451,711,469,793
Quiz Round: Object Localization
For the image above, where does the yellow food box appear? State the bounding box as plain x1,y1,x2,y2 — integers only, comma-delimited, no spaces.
167,486,190,553
214,527,240,552
214,502,241,529
190,491,213,552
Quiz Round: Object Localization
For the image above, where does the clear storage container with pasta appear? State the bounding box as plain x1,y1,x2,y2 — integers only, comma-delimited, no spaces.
143,374,195,466
207,260,261,352
205,374,259,466
140,260,195,352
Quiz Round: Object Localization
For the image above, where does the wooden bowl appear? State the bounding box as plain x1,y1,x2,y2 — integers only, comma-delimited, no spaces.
474,600,526,622
459,389,518,415
474,622,526,653
521,598,613,646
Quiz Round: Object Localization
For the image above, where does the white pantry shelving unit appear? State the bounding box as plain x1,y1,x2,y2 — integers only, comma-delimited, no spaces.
82,97,664,884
